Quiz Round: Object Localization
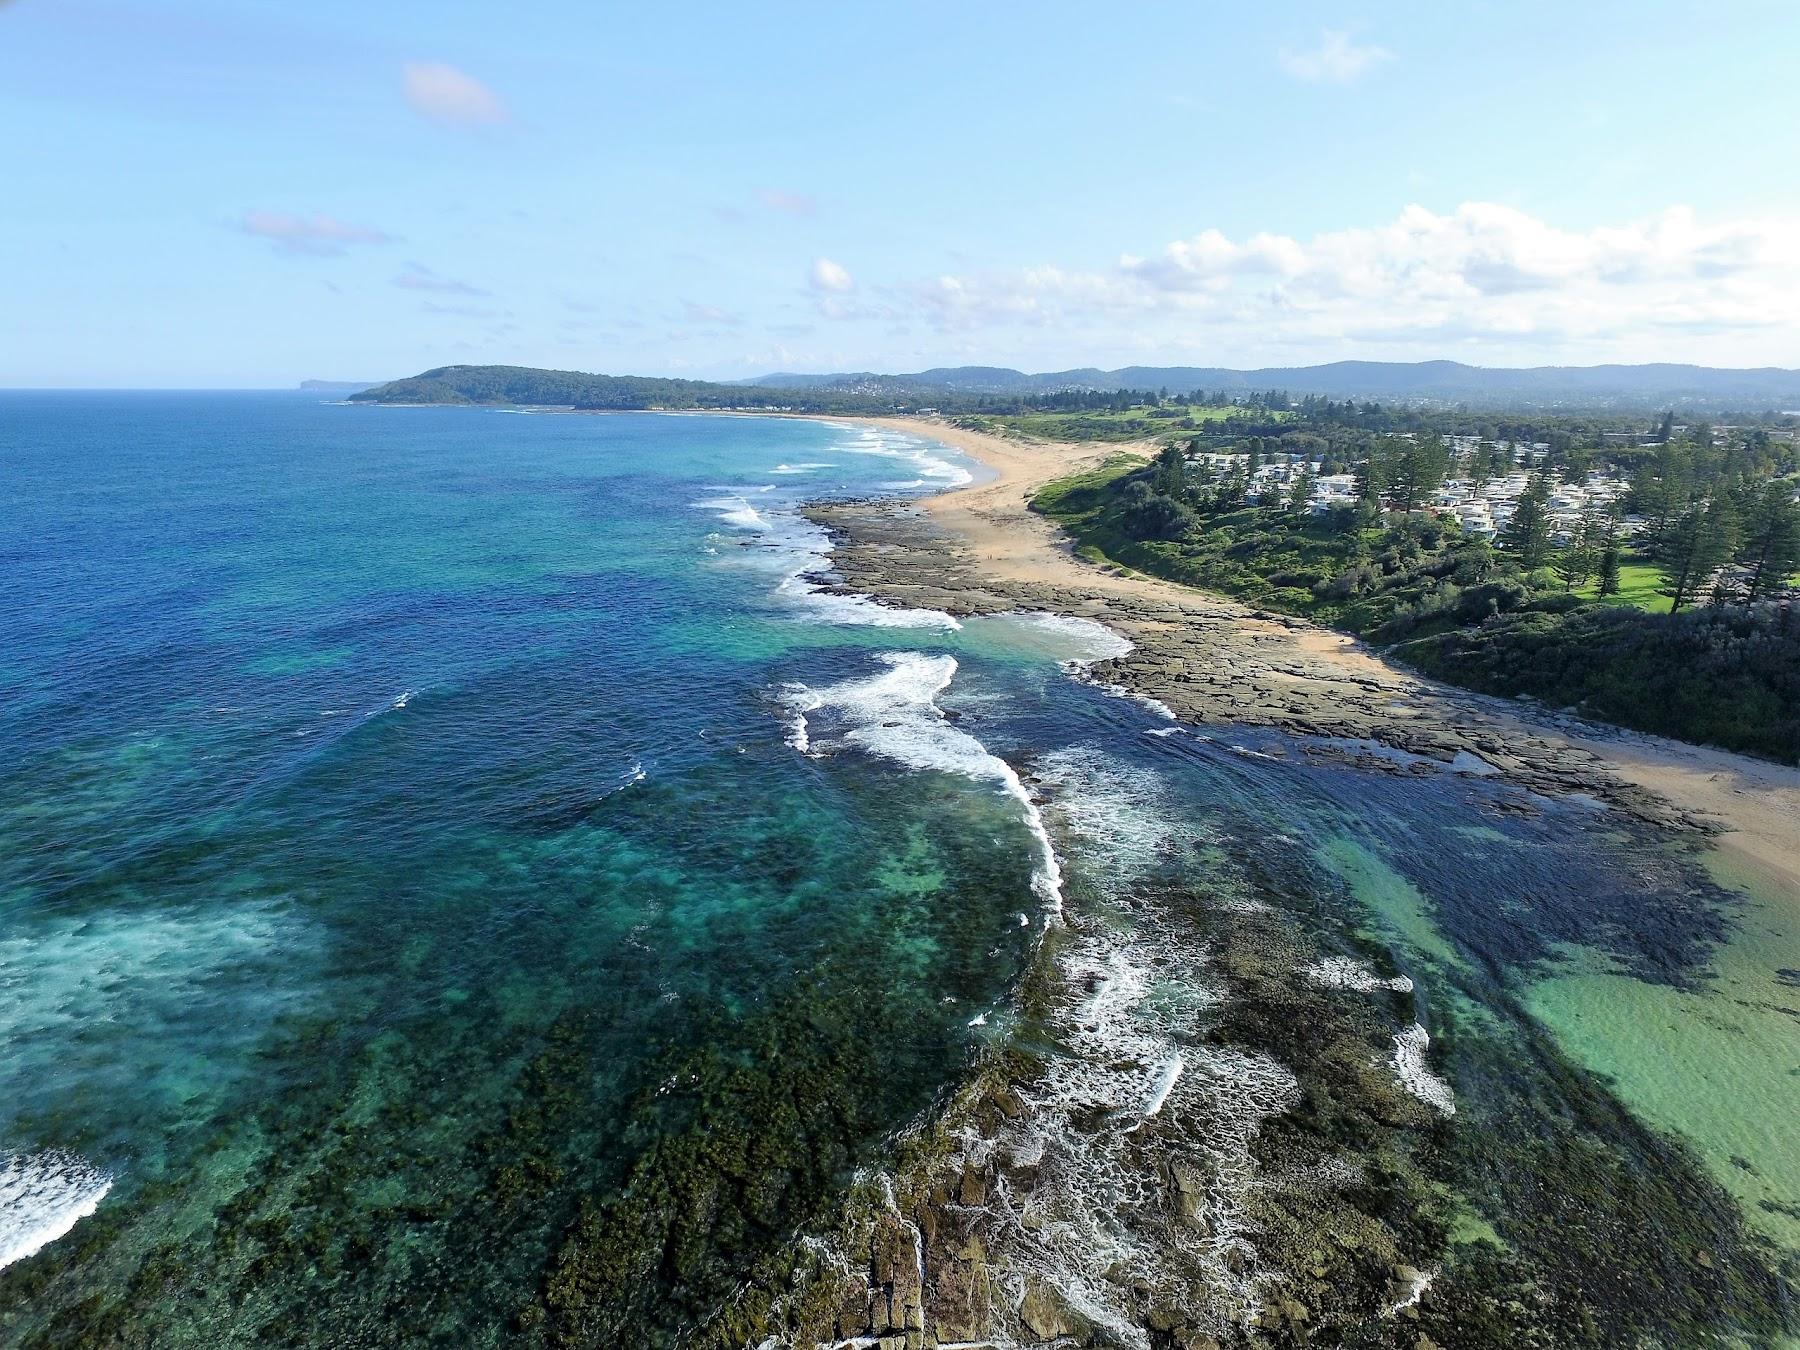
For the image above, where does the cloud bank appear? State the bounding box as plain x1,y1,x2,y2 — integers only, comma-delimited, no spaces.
868,203,1800,364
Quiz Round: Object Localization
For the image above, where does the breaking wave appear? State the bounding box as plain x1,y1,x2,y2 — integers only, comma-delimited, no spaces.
836,426,974,488
691,493,769,532
0,1151,113,1271
779,653,1061,912
694,494,960,631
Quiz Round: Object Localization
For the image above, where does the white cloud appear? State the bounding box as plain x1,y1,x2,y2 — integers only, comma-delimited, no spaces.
402,61,509,128
810,257,854,293
242,211,393,255
889,203,1800,364
1279,30,1394,84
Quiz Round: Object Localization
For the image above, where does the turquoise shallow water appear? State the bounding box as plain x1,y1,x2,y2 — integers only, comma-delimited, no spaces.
1,395,1794,1345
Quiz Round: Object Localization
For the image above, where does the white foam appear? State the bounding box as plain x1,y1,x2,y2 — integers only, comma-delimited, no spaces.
1388,1266,1435,1314
1139,1053,1184,1121
834,426,974,488
774,570,960,630
977,916,1298,1343
692,494,769,531
1007,611,1134,665
780,653,1061,910
986,612,1183,723
1305,956,1414,994
1093,679,1178,721
700,495,961,631
1035,747,1202,897
1391,1023,1456,1115
0,1151,113,1270
390,690,415,710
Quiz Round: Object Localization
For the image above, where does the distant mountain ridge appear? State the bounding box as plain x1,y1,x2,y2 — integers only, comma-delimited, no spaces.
745,360,1800,406
351,360,1800,412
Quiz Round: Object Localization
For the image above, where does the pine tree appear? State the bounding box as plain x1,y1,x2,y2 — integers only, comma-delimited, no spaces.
1596,539,1622,597
1657,495,1739,611
1154,442,1187,499
1288,467,1315,518
1738,480,1800,601
1354,449,1388,512
1499,471,1554,569
1388,433,1450,515
1553,512,1598,591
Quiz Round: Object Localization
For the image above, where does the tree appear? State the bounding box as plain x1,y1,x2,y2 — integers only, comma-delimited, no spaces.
1596,538,1623,597
1656,410,1675,444
1354,449,1388,511
1499,471,1555,569
1467,440,1498,486
1387,433,1451,515
1288,466,1316,518
1632,441,1694,559
1737,480,1800,601
1154,442,1187,499
1120,480,1196,540
1213,464,1248,511
1657,495,1738,611
1554,512,1598,591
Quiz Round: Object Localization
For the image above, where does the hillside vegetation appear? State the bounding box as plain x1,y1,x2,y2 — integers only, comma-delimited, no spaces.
1034,411,1800,762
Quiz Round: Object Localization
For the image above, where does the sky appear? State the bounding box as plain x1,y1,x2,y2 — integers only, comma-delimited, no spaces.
4,0,1800,387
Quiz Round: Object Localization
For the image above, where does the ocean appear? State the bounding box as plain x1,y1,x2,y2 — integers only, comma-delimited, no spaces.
1,394,1794,1345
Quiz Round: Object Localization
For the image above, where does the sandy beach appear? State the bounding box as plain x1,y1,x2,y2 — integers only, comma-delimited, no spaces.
832,414,1800,906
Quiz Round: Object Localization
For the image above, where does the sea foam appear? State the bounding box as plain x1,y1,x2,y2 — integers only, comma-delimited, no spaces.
1306,956,1414,995
0,1151,113,1270
781,652,1061,911
836,426,974,488
1390,1023,1456,1115
695,494,960,631
691,494,769,531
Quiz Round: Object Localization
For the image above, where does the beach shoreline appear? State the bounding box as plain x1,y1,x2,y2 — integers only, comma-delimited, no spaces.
817,413,1800,903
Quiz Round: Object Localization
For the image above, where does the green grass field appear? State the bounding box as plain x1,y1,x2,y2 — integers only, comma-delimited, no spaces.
958,404,1267,443
1577,558,1672,613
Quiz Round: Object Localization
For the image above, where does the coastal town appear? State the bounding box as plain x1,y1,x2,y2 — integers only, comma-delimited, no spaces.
1187,424,1800,555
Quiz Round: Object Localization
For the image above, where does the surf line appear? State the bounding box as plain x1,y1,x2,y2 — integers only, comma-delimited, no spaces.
0,1150,114,1271
779,651,1065,918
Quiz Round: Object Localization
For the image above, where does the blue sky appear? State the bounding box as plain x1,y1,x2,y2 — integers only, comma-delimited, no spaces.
5,0,1799,386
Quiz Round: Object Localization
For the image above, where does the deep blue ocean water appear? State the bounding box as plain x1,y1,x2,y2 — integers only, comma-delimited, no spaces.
1,394,1794,1345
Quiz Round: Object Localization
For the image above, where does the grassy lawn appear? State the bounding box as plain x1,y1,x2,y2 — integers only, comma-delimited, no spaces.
959,404,1269,443
1576,558,1672,613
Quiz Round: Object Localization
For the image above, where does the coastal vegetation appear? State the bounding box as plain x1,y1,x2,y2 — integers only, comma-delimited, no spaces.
1034,409,1800,762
